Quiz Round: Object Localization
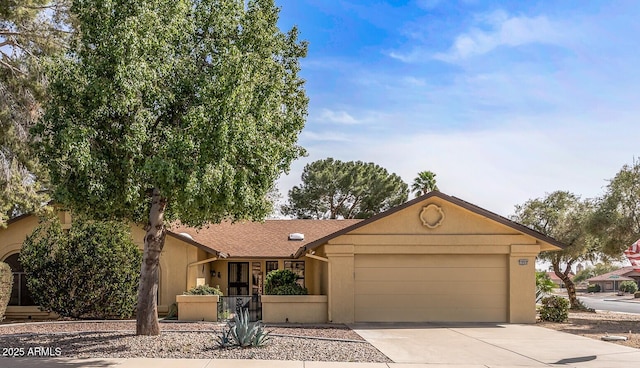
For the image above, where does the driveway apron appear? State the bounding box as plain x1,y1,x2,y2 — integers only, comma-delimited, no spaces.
350,322,640,367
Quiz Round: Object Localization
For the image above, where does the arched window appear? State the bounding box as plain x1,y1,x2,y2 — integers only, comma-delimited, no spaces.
4,254,35,306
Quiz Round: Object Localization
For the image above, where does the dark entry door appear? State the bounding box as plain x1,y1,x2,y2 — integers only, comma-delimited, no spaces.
228,262,249,295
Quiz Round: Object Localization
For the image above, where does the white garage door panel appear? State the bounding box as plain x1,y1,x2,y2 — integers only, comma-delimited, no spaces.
354,254,507,322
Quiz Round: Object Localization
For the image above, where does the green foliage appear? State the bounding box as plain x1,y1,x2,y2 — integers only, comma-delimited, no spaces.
512,191,596,309
587,284,601,293
20,216,141,319
619,281,638,293
36,0,308,226
35,0,307,333
264,269,307,295
0,262,12,320
539,295,569,322
535,271,555,302
184,285,223,296
282,158,408,219
411,171,439,196
0,0,71,225
216,308,270,348
589,159,640,258
573,263,619,283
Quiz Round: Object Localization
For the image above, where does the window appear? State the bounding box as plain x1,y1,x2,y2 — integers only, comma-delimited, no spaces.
284,260,305,287
4,253,35,306
265,261,278,276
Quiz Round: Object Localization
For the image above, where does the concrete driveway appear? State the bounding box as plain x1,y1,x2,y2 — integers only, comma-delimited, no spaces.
351,322,640,367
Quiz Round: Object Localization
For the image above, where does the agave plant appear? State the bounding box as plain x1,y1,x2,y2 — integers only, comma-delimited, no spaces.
215,326,234,348
229,308,271,347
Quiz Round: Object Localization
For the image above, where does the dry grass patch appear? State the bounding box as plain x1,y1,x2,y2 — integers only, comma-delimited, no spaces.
539,311,640,349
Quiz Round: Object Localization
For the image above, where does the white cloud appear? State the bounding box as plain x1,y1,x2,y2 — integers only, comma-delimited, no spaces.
319,109,362,125
389,10,570,63
300,131,351,142
434,11,567,62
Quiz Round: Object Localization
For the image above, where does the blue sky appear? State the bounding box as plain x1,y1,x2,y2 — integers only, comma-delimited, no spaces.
274,0,640,217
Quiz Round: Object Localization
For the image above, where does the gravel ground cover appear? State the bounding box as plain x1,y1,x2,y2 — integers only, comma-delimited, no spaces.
0,321,391,362
539,311,640,349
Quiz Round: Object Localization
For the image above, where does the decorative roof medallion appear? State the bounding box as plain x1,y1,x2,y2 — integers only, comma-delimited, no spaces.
420,204,445,229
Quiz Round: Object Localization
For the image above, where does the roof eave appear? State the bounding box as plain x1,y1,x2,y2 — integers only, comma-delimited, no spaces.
294,191,568,257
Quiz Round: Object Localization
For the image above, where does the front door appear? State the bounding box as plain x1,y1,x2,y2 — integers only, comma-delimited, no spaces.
228,262,249,295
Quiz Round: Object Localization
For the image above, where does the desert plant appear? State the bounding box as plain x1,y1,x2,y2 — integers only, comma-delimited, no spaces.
228,308,270,348
215,326,234,348
20,217,141,319
264,269,307,295
619,281,638,294
184,285,223,296
539,296,569,322
0,262,13,320
535,271,555,302
165,303,178,320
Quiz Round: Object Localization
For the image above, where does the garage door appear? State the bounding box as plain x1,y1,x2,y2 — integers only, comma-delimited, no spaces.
354,254,507,322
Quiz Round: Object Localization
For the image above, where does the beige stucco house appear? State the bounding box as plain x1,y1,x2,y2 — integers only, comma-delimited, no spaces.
1,191,563,323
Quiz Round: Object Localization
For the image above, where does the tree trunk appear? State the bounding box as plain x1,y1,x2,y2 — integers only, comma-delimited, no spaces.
136,188,167,336
552,260,580,309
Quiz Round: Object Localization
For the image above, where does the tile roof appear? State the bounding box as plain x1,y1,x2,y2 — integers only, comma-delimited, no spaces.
587,266,638,282
169,219,361,258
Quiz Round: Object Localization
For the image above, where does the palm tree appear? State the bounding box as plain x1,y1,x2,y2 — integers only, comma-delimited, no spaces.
412,171,438,196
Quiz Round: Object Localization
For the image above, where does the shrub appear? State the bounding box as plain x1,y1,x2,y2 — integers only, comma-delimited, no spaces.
264,269,307,295
587,284,601,293
0,262,12,321
216,308,270,348
184,285,223,296
536,271,555,302
20,217,141,319
619,281,638,294
539,295,569,322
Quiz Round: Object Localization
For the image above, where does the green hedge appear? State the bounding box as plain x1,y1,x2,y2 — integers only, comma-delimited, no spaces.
21,217,141,319
264,269,307,295
0,262,12,321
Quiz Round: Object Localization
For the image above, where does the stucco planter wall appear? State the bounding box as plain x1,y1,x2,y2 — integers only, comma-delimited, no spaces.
261,295,327,323
176,295,219,322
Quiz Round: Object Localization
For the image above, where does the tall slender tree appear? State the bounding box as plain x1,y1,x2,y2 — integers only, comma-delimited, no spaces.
35,0,307,335
411,170,438,197
0,0,71,224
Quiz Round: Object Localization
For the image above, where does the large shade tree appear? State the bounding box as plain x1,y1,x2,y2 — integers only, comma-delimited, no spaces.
282,158,408,219
0,0,71,224
512,191,596,309
35,0,307,335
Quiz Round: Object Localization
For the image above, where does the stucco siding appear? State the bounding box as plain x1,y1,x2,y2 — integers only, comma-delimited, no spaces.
354,254,508,322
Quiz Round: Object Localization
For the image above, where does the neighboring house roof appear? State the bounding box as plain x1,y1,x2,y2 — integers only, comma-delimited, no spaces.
294,191,567,258
170,219,361,258
587,266,639,282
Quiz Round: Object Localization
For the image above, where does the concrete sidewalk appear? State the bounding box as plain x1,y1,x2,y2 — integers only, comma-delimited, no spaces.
3,323,640,367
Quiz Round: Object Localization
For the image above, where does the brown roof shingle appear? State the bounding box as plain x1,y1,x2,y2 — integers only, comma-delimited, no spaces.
169,219,361,258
